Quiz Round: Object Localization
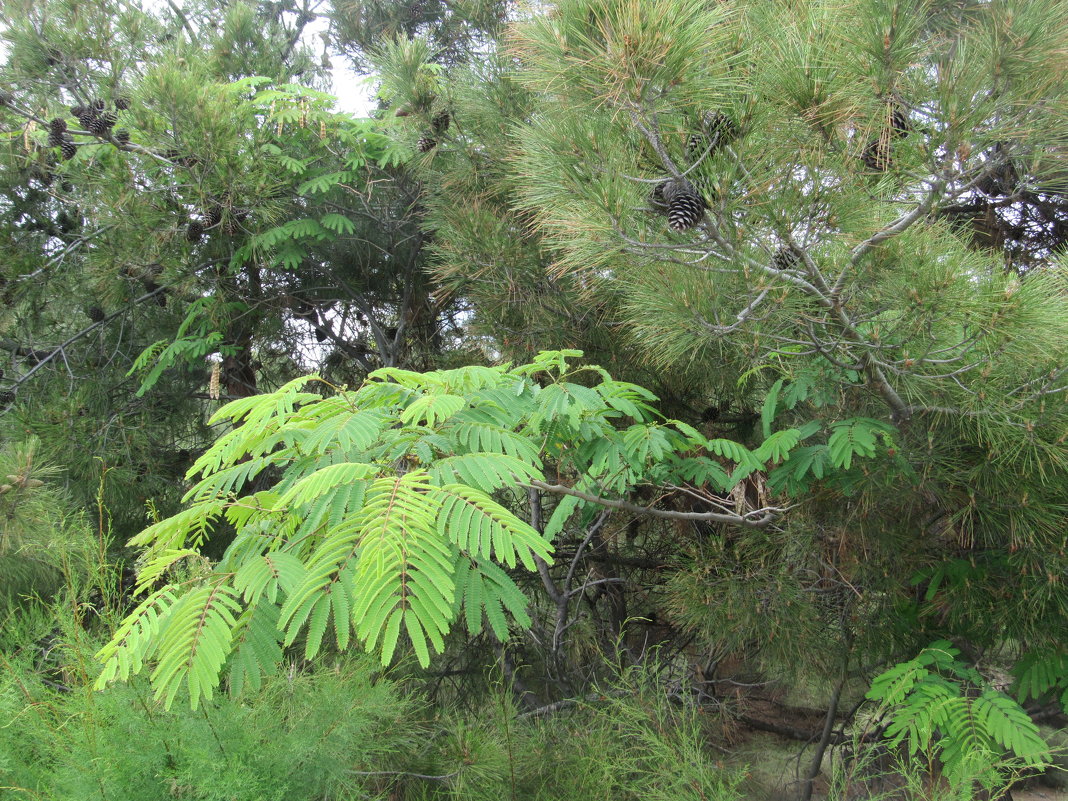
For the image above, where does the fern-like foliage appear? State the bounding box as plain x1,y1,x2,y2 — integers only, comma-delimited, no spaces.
1013,649,1068,712
867,641,1051,793
98,350,812,708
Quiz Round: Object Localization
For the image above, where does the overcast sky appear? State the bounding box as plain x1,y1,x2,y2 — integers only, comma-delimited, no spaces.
330,60,375,117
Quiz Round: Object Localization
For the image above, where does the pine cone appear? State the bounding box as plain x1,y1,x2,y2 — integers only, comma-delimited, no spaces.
49,117,67,133
417,134,436,152
69,104,86,118
704,111,738,143
223,216,239,236
862,138,891,172
771,245,801,271
689,111,738,161
114,129,130,145
186,220,204,242
861,103,909,172
204,206,222,228
668,193,705,231
114,96,131,111
0,91,13,107
99,111,117,128
431,110,450,133
47,130,64,147
686,132,705,160
91,98,106,112
60,140,77,161
88,116,109,136
86,305,105,322
662,180,705,231
890,106,910,138
76,111,96,129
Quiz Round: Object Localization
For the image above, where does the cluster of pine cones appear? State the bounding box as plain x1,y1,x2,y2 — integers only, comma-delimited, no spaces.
649,111,739,232
416,110,450,153
46,96,131,161
186,199,248,242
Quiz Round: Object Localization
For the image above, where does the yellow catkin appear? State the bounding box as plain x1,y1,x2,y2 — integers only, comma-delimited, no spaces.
209,361,221,400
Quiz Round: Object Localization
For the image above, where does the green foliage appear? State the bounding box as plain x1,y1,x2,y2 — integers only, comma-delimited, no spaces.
0,0,468,543
4,605,744,801
867,641,1052,794
377,0,1068,673
506,673,745,801
0,437,95,615
379,663,746,801
119,77,413,390
1,646,422,801
6,0,1068,794
98,351,808,708
1014,650,1068,713
825,418,896,471
512,0,736,110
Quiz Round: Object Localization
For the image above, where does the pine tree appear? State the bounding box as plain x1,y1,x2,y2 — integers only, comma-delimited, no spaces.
359,0,1068,757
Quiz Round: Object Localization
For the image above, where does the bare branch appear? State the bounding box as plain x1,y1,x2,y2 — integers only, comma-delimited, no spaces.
528,481,781,528
693,289,770,335
846,178,944,276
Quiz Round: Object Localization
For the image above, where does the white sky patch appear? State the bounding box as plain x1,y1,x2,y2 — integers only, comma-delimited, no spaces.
329,60,375,117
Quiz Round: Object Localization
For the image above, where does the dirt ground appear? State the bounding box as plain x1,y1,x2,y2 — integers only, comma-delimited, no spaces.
1014,791,1068,801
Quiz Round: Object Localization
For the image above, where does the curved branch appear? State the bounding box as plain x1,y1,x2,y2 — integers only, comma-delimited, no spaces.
528,481,781,528
846,179,944,273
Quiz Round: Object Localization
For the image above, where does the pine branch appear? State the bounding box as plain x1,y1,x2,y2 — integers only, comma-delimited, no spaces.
3,284,170,396
844,177,946,283
164,0,199,44
346,768,461,781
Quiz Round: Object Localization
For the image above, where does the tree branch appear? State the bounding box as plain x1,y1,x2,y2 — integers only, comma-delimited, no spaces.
4,284,169,394
528,481,780,527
